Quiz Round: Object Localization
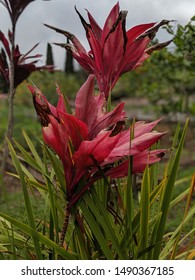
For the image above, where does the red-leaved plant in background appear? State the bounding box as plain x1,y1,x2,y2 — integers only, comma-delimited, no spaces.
0,0,51,27
0,0,36,27
30,74,166,246
0,0,52,175
45,2,172,99
0,30,51,88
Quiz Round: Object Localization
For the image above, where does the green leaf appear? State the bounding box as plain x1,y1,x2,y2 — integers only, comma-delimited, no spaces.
160,205,195,259
44,145,66,194
137,240,162,259
0,213,77,260
83,189,125,259
7,138,43,259
122,122,135,257
79,199,114,260
44,176,60,244
169,187,190,209
152,118,189,259
131,177,165,238
22,130,44,169
170,174,195,259
190,15,195,21
74,222,90,260
139,167,150,258
15,140,43,172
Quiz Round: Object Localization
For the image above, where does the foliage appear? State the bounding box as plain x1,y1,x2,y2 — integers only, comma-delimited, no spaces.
0,2,195,261
0,120,194,260
17,70,85,103
129,18,195,115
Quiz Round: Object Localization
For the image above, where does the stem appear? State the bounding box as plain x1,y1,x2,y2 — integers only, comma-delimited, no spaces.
107,86,112,112
7,23,16,141
0,24,16,177
59,203,70,247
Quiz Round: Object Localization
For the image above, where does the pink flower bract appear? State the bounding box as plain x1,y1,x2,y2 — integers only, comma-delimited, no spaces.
45,2,172,99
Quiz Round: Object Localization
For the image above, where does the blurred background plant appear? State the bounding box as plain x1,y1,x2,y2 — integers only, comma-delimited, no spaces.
112,17,195,117
0,0,52,179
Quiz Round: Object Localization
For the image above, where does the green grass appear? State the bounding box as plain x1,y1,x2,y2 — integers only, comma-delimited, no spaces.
173,166,195,198
0,70,87,149
1,166,193,235
0,189,47,224
0,93,41,149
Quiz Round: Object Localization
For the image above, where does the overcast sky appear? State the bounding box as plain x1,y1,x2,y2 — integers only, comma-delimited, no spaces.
0,0,195,69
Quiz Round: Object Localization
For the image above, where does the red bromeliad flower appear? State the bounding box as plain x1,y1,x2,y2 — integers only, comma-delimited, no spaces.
45,2,172,99
0,30,52,88
30,74,166,208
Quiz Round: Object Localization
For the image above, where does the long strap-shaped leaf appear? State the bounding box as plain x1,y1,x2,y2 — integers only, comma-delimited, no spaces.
84,189,125,259
139,166,150,259
79,198,114,260
152,118,189,259
0,212,77,260
7,138,43,259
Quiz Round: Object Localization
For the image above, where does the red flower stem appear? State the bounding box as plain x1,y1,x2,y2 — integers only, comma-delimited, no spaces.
59,202,70,247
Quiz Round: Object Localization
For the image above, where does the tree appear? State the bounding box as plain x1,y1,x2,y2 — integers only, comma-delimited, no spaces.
168,17,195,112
64,39,74,74
128,18,195,116
46,42,54,69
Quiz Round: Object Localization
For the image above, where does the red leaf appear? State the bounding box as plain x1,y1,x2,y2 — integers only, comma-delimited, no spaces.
87,9,102,41
101,2,120,44
126,22,156,43
73,131,120,169
0,31,11,58
106,149,166,178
